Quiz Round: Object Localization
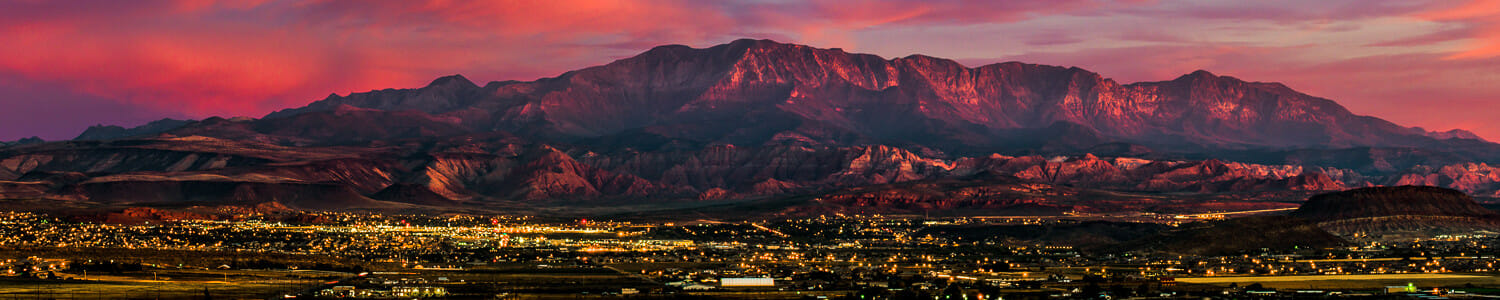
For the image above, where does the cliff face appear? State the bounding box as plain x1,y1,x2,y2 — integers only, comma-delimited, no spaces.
1293,186,1496,221
266,39,1485,156
6,132,1500,215
1387,163,1500,197
3,39,1498,215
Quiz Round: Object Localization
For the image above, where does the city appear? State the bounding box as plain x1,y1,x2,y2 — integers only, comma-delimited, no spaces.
3,210,1499,299
5,1,1500,299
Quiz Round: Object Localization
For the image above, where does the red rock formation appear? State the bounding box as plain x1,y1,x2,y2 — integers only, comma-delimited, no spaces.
266,39,1475,155
696,188,732,201
1389,163,1500,197
2,39,1498,213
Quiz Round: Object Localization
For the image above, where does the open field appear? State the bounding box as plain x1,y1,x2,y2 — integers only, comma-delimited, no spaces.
1178,274,1490,283
1286,257,1486,263
0,268,332,299
325,265,663,298
1177,273,1500,290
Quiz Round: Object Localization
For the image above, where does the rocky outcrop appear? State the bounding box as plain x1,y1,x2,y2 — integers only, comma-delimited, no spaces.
9,132,1500,214
1293,186,1496,221
74,118,193,140
7,39,1500,214
501,146,668,201
261,39,1491,160
1292,186,1500,237
1387,163,1500,197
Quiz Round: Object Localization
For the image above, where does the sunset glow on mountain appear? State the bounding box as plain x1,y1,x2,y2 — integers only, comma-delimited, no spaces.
2,0,1499,141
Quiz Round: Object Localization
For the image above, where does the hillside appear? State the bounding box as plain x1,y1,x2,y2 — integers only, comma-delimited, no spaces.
1292,186,1500,238
265,39,1492,157
1121,216,1346,256
0,39,1497,214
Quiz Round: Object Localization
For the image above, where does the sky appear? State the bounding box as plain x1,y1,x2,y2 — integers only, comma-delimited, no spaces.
2,0,1498,141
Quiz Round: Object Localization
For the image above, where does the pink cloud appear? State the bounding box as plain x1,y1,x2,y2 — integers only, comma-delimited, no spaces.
1416,0,1500,59
0,0,1494,143
0,0,746,118
0,0,1140,120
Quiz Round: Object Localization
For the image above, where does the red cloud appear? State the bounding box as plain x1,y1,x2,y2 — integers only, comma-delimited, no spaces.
0,0,1492,143
0,0,1131,119
0,0,743,118
1416,0,1500,59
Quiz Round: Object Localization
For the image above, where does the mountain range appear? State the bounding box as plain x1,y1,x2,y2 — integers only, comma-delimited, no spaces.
5,39,1499,217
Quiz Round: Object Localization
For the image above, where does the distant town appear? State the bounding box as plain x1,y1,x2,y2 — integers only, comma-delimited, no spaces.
2,210,1499,299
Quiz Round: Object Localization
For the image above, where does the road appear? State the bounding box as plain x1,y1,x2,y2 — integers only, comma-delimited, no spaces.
1174,207,1298,219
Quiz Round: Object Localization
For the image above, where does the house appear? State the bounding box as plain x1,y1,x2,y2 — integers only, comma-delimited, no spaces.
683,284,717,290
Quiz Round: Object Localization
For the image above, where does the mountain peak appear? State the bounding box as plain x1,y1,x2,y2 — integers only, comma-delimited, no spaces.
0,136,44,146
427,74,478,89
727,38,787,49
1175,69,1219,81
727,38,814,59
74,118,194,141
1419,128,1487,141
260,39,1493,155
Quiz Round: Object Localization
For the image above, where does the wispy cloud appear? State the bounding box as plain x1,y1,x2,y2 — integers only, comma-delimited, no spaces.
0,0,1494,140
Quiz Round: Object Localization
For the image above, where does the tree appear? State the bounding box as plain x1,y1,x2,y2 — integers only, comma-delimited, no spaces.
1246,283,1266,291
1109,284,1132,298
891,289,922,300
888,276,909,289
1082,283,1103,297
941,284,966,299
856,287,890,299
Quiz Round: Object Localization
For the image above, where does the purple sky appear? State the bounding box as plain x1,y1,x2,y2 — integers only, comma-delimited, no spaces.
2,0,1498,141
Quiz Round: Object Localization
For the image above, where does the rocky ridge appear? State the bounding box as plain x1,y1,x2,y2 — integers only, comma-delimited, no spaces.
1292,186,1500,237
1,39,1498,215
